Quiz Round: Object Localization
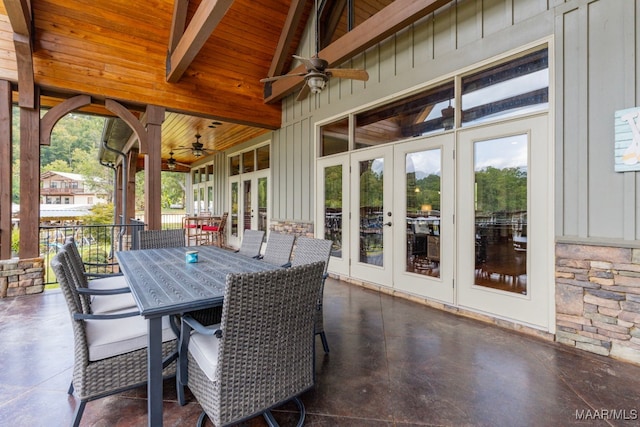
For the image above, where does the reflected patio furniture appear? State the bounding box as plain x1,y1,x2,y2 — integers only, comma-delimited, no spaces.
51,249,177,427
290,236,333,353
260,232,295,267
139,229,186,249
179,262,325,427
236,229,265,258
201,212,228,247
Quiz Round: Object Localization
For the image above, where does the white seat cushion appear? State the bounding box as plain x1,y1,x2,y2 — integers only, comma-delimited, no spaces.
90,292,138,314
85,315,176,361
87,275,128,291
188,324,222,382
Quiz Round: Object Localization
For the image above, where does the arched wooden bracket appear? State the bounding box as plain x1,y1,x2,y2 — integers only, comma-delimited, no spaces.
105,99,148,154
40,95,91,146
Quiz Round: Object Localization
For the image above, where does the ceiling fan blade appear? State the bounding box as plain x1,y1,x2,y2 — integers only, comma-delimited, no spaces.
292,55,319,72
296,83,311,102
260,72,306,83
326,68,369,81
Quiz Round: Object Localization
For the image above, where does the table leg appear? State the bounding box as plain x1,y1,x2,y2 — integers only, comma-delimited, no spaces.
147,316,164,427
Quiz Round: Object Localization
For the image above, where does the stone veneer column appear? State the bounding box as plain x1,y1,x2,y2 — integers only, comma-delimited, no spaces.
270,221,314,237
556,243,640,365
0,257,45,297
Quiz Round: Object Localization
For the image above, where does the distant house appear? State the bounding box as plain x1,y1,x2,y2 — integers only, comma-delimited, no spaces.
40,171,106,206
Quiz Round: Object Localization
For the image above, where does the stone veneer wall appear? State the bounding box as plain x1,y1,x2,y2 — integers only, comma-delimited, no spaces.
270,220,314,237
556,243,640,365
0,258,45,298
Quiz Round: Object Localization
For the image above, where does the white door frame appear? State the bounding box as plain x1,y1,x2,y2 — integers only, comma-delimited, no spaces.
392,134,455,304
349,146,394,286
456,114,552,329
316,156,350,276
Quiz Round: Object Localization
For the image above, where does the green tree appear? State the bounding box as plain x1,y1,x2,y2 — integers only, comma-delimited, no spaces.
42,159,73,173
161,172,187,208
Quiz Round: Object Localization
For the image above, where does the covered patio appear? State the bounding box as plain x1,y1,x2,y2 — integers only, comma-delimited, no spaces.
2,278,640,426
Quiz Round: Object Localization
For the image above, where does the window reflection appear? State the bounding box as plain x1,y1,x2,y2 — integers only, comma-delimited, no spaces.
405,150,441,278
474,134,528,294
462,48,548,126
359,158,384,266
324,165,343,258
354,82,455,149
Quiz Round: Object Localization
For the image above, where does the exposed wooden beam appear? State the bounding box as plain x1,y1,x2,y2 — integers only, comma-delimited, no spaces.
166,0,235,83
3,0,31,35
4,0,35,108
168,0,189,53
265,0,453,103
105,99,148,154
40,95,91,146
320,0,348,50
268,0,307,79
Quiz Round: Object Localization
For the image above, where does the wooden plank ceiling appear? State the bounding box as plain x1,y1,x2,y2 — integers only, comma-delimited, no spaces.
0,0,453,170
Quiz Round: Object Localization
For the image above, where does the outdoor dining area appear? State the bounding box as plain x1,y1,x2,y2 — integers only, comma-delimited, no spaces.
1,230,640,426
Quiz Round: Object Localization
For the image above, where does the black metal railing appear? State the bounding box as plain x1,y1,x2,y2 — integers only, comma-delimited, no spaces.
40,214,187,285
40,223,145,285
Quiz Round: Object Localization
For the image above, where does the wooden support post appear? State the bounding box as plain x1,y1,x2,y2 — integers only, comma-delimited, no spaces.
144,106,165,230
114,163,123,224
126,149,138,225
0,81,12,260
18,92,40,258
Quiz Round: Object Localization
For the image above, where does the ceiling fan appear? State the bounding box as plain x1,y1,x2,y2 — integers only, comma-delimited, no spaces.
260,0,369,101
173,134,219,158
165,151,190,171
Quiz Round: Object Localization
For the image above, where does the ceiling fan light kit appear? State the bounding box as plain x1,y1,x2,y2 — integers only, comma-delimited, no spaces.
260,0,368,101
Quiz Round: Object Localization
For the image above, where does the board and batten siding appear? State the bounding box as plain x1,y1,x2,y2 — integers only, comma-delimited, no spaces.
271,0,555,224
556,0,640,243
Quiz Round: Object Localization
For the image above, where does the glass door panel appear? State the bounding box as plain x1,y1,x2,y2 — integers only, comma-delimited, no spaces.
457,114,551,329
393,134,454,304
405,149,442,278
316,157,350,276
229,180,239,244
243,180,251,230
257,177,268,233
324,165,343,259
350,147,393,285
474,135,528,294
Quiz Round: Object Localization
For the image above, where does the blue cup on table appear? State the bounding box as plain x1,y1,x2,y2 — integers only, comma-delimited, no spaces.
186,250,199,263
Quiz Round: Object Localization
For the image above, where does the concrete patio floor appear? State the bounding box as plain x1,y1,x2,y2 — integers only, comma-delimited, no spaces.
1,277,639,426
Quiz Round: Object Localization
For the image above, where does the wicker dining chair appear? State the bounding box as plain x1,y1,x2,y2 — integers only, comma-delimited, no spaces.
236,229,265,258
61,241,136,315
138,228,186,249
290,236,333,353
51,249,178,427
260,232,295,267
178,261,325,427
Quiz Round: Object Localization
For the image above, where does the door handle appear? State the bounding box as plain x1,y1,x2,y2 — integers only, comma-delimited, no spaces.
384,222,392,227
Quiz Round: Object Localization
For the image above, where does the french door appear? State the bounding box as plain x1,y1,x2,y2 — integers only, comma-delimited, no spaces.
317,115,550,328
392,135,455,304
316,156,350,276
456,114,552,329
228,170,268,248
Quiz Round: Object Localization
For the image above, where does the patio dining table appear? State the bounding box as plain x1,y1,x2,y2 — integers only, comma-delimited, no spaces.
116,245,281,427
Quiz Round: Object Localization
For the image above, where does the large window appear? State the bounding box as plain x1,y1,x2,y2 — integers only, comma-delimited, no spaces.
461,48,548,126
319,47,548,154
